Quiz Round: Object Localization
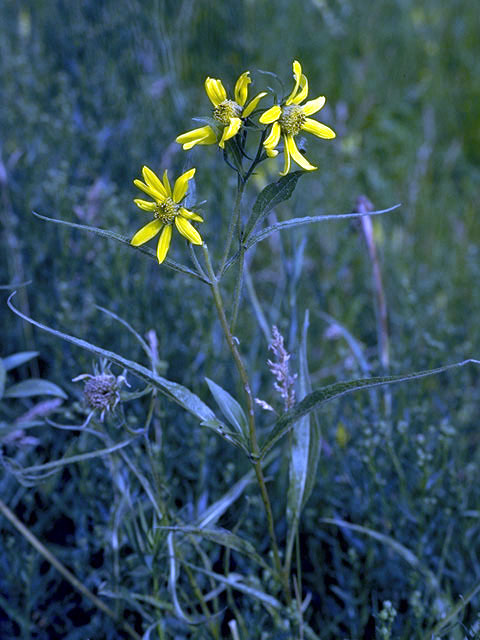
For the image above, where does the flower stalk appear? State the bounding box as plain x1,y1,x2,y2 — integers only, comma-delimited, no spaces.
202,245,287,596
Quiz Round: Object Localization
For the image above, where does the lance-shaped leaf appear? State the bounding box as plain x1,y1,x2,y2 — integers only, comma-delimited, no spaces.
162,526,269,570
260,359,480,458
196,449,279,529
205,377,249,440
7,293,236,448
299,312,322,509
2,351,39,371
32,211,208,283
167,533,206,625
183,565,281,611
243,171,304,241
285,311,311,569
245,204,401,250
0,360,5,400
3,379,67,400
321,518,438,585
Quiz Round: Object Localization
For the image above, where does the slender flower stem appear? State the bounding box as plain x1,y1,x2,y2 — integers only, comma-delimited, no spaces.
189,243,209,282
229,246,245,333
202,245,287,596
229,130,268,332
0,498,142,640
218,176,245,278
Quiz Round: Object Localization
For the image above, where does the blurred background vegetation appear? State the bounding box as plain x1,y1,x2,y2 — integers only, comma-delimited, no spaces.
1,0,480,638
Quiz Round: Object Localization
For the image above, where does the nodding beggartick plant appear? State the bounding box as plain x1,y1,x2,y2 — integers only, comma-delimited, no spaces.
7,56,478,640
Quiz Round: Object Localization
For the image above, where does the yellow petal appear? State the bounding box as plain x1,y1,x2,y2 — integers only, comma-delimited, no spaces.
259,105,282,124
179,207,203,222
142,166,168,198
285,59,302,105
162,170,172,196
175,215,203,245
286,135,317,171
243,91,268,118
266,148,279,158
176,126,217,150
156,224,172,263
264,121,281,150
134,199,156,212
131,219,162,246
205,77,227,106
302,95,326,116
133,179,164,201
280,135,292,176
234,71,251,107
219,117,242,149
291,74,309,105
302,117,336,139
173,168,196,203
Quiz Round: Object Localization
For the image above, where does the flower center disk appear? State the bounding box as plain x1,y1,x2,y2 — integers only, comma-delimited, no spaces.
154,197,179,224
213,100,242,125
279,105,306,136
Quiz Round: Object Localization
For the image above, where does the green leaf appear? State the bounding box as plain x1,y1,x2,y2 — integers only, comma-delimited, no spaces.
320,518,436,582
32,211,208,283
162,526,268,569
167,533,206,625
285,312,311,566
260,358,480,458
7,293,233,446
243,171,304,241
183,564,281,610
0,359,5,400
300,311,322,508
3,379,67,399
205,377,249,439
196,449,279,529
2,351,39,371
198,418,249,454
245,203,401,250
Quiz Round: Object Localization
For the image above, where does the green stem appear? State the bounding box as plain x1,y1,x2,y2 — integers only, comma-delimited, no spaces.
218,176,245,278
229,245,245,334
228,129,270,332
0,498,142,640
203,245,288,599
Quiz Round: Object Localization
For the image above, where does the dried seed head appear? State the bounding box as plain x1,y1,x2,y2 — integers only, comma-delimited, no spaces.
267,325,297,411
73,368,128,421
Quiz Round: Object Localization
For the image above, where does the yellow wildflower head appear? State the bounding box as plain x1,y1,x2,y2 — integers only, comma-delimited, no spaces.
131,166,204,264
176,71,267,151
259,60,336,175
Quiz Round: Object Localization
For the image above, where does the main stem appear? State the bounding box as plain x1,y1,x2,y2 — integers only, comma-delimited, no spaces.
203,245,287,595
228,131,268,331
218,176,245,278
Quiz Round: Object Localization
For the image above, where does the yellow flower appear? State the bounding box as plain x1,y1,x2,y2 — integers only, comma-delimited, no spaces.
259,60,336,175
176,71,267,150
131,166,203,264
